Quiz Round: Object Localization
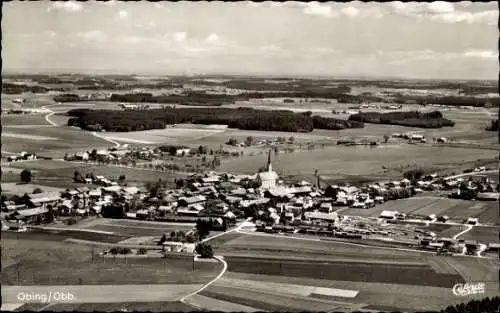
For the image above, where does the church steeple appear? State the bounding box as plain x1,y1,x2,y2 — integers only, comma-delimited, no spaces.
266,149,273,172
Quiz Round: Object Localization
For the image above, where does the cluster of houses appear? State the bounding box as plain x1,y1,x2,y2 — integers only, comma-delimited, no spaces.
6,152,39,162
391,133,450,144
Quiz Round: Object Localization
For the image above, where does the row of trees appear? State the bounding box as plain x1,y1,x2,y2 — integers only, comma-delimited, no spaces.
67,107,365,133
349,110,455,128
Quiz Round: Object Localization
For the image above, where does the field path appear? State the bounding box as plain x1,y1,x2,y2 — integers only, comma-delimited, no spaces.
91,132,121,148
453,225,474,240
179,218,251,309
41,104,60,127
180,256,228,309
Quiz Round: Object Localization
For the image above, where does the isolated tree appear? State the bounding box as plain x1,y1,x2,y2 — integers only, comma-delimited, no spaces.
226,138,238,146
32,188,43,194
20,169,32,184
288,136,295,144
383,134,390,143
196,219,211,240
245,136,254,146
198,145,208,155
119,174,126,181
73,170,82,183
195,243,214,258
158,233,167,245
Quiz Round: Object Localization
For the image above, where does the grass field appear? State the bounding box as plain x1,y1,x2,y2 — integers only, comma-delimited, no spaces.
220,232,430,261
1,126,111,155
7,159,185,186
205,272,455,312
441,201,499,225
342,197,497,225
29,301,197,312
1,114,50,126
458,226,500,244
219,144,497,180
1,237,221,286
224,255,461,287
1,182,65,195
423,224,468,237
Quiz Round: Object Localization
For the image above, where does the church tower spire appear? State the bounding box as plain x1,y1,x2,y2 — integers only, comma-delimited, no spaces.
266,149,273,172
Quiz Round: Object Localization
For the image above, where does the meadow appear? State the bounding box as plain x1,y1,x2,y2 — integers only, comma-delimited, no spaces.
220,144,497,181
1,236,221,286
6,159,185,187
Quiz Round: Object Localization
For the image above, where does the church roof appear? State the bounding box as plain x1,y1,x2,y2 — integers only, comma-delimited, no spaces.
258,171,279,181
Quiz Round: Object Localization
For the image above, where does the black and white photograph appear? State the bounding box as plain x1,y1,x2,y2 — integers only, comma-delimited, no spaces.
1,1,499,312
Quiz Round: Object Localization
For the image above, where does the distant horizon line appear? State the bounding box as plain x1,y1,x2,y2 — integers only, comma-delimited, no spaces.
2,69,497,82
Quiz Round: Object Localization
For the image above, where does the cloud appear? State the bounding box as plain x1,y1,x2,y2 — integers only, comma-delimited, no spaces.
341,6,359,18
303,2,337,18
464,50,497,59
173,32,188,42
46,31,57,38
48,1,83,13
259,45,281,52
77,30,107,42
387,2,496,25
205,33,220,44
427,1,455,14
118,10,128,19
136,21,157,30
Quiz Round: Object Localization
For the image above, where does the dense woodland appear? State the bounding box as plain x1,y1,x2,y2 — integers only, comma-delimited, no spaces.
2,83,49,94
66,107,364,133
348,110,455,128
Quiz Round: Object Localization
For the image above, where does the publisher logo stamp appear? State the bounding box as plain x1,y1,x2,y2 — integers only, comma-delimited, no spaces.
452,282,485,296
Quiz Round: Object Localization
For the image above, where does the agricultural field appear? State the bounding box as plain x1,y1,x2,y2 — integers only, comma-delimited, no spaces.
1,182,65,196
342,197,498,225
422,224,468,238
458,226,500,244
81,219,195,238
440,200,499,225
1,236,221,286
1,125,111,156
224,255,460,287
217,232,430,262
220,144,497,181
24,301,197,312
6,159,184,187
1,113,50,126
199,271,485,312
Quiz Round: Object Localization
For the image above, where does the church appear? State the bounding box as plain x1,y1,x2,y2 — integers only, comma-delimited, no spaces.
257,149,279,190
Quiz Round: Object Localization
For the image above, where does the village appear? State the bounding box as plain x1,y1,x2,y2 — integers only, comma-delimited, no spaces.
2,147,498,259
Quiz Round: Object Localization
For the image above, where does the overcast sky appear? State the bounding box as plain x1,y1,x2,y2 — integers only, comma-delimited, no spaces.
2,1,498,79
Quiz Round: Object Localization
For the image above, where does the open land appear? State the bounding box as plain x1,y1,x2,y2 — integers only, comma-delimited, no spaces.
2,75,499,312
220,145,498,182
1,236,221,286
4,159,186,187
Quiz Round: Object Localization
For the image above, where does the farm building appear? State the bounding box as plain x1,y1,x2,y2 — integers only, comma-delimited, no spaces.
28,192,61,208
379,210,398,219
175,148,191,156
178,195,207,207
304,211,339,223
11,207,49,223
476,192,499,201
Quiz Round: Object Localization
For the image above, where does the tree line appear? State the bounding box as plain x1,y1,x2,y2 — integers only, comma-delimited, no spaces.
348,110,455,128
66,107,365,133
